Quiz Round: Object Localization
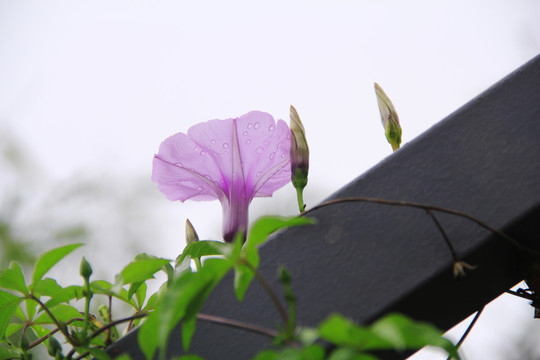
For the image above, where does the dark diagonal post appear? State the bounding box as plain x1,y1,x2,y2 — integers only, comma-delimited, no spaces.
110,53,540,359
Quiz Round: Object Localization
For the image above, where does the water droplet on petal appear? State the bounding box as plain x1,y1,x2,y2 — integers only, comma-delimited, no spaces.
200,151,205,156
243,131,248,136
245,139,251,144
223,143,229,149
269,125,275,131
269,152,275,160
254,122,260,129
247,123,253,129
204,175,211,180
223,151,228,155
256,171,262,177
211,139,216,144
280,153,286,158
256,147,263,154
175,162,183,167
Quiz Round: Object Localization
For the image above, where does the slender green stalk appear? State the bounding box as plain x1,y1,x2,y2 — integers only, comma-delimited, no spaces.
284,286,296,338
194,257,203,272
296,187,305,213
81,278,92,344
241,260,289,326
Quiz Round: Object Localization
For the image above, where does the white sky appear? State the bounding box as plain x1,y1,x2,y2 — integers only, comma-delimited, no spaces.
1,1,539,359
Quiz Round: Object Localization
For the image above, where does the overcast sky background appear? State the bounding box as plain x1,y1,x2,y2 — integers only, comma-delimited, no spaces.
1,1,540,359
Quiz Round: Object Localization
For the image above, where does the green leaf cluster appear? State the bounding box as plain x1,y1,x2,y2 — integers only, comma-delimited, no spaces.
0,215,460,360
256,313,459,360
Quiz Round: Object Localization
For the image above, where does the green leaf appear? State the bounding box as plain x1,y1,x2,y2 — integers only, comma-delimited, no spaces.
182,259,233,351
138,259,231,360
258,348,303,360
0,347,20,360
0,261,28,294
368,313,459,358
25,298,37,321
163,262,175,285
33,278,84,308
131,282,147,309
0,289,22,338
34,304,84,324
143,291,159,311
301,344,326,360
327,348,378,360
319,313,459,359
181,316,197,353
29,323,49,338
245,216,315,251
44,285,84,308
112,355,133,360
232,216,313,302
32,244,82,287
128,281,143,302
91,280,136,308
176,241,227,264
88,348,113,360
233,248,259,301
252,350,279,360
32,277,63,297
120,255,171,285
5,323,24,337
319,314,373,346
173,356,206,360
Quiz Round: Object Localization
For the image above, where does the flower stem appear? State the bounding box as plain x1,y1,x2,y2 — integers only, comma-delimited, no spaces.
426,209,458,261
81,278,92,345
28,318,84,349
194,257,203,272
28,294,74,344
296,187,306,213
197,313,279,339
89,312,147,340
241,260,289,326
304,197,533,254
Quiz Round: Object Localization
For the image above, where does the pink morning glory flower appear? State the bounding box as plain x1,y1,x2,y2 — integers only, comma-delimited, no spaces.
152,111,291,242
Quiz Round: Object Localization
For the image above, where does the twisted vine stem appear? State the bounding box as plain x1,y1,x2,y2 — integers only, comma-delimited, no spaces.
303,197,533,254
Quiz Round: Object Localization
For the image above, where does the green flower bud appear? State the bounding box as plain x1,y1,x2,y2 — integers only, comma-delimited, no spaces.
290,105,309,212
185,219,199,245
79,257,93,280
278,266,292,284
374,82,402,151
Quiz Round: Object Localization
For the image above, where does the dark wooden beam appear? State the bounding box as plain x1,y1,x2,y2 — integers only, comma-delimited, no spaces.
110,53,540,360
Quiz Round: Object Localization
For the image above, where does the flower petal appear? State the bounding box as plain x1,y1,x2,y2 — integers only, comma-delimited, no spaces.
235,111,291,198
152,132,226,202
187,118,239,194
